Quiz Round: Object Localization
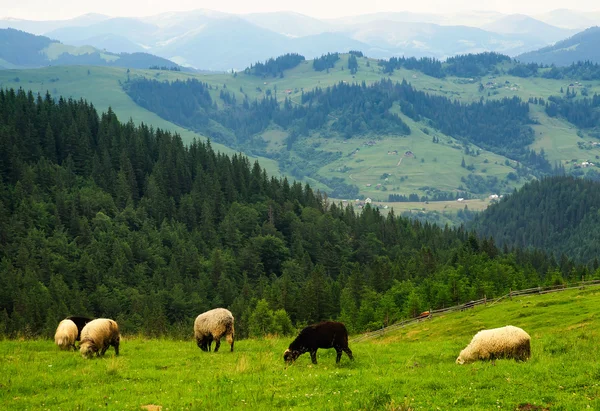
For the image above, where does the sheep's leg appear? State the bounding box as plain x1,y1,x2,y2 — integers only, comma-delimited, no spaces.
310,350,318,364
114,341,120,356
344,347,354,360
214,338,221,352
227,333,234,352
100,345,108,356
335,349,342,363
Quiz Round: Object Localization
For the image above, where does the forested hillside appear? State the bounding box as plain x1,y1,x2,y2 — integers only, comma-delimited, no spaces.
0,88,592,340
125,77,550,173
471,176,600,263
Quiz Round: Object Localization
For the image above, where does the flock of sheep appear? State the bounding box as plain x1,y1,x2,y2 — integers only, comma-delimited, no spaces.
54,308,531,365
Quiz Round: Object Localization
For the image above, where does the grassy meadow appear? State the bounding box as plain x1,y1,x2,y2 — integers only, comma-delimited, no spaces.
2,287,600,410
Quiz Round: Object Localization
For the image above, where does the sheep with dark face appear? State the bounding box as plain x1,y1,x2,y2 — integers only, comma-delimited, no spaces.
54,319,78,350
65,316,93,341
194,308,235,352
456,325,531,364
79,318,120,358
284,321,353,365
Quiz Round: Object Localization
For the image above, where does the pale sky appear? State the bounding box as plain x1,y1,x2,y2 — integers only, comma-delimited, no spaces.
1,0,599,21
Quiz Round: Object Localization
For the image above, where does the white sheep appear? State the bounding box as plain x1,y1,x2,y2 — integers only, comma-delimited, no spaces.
194,308,235,352
79,318,120,358
456,325,531,364
54,319,78,350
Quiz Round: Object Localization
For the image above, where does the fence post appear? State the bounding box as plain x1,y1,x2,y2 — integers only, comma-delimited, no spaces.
509,289,512,300
484,294,487,306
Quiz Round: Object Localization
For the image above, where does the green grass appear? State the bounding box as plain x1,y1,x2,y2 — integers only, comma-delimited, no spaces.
3,287,600,410
43,43,118,62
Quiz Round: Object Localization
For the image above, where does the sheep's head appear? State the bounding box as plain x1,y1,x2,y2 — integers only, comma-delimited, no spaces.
456,349,469,365
80,340,97,359
283,349,300,363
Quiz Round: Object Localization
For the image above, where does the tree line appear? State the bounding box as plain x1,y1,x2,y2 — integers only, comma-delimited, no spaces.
378,53,511,78
244,53,305,78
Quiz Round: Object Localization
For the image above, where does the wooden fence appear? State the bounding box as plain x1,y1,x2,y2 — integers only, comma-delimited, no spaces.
350,279,600,343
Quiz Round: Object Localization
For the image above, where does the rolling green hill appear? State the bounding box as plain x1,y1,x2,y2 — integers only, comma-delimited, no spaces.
2,52,600,203
518,26,600,66
0,28,184,71
2,287,600,409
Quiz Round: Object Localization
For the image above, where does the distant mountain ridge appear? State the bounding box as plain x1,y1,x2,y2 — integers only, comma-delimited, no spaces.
0,28,184,70
0,8,587,71
517,26,600,66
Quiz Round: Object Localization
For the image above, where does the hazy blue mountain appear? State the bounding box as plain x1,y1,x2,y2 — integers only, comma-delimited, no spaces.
0,13,109,35
483,14,576,43
0,9,588,71
517,27,600,66
241,11,333,37
0,28,183,70
152,17,290,70
327,10,504,27
62,33,146,53
346,21,552,58
45,17,158,47
534,9,599,30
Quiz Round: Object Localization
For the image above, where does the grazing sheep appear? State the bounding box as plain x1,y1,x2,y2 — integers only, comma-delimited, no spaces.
65,316,93,341
79,318,120,358
284,321,353,365
54,319,78,350
194,308,235,352
456,325,531,364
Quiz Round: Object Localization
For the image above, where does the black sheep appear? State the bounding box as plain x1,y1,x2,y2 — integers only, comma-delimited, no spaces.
66,316,93,341
284,321,354,364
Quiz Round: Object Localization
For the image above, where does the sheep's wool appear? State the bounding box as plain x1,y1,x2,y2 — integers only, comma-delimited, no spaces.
456,325,530,364
54,319,78,350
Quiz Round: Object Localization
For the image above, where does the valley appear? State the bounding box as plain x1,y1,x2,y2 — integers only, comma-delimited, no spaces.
3,53,599,207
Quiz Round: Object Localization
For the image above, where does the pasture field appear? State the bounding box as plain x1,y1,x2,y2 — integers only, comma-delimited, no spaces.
2,288,600,410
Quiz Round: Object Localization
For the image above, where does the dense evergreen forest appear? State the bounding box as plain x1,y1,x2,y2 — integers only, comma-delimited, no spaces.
545,93,600,129
377,51,600,81
125,78,550,174
379,53,511,78
244,53,305,78
470,176,600,264
313,53,340,72
0,88,594,340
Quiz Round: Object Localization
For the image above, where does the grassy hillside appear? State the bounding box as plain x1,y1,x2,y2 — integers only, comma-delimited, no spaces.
0,28,184,71
2,287,600,409
3,54,600,204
